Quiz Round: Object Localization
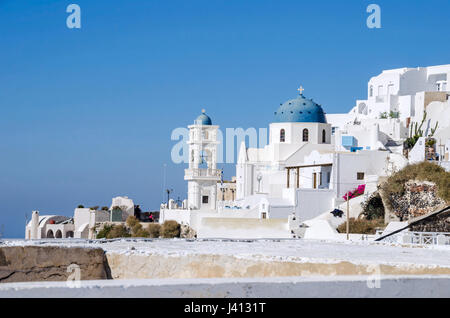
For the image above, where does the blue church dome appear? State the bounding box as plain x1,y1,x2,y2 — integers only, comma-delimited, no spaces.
195,110,212,125
274,91,327,124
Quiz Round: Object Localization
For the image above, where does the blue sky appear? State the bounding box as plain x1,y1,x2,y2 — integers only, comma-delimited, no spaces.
1,0,449,238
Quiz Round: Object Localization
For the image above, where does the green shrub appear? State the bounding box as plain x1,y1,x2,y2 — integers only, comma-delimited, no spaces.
126,216,139,228
134,228,150,238
382,162,450,207
362,193,385,220
101,206,109,211
77,205,84,209
106,224,131,239
160,221,180,238
389,111,400,119
147,223,161,238
337,218,385,235
96,224,113,239
127,216,147,237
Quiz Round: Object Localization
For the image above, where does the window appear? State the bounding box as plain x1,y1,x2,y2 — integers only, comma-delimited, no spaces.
357,172,365,180
302,129,309,142
387,84,394,96
327,172,331,184
322,129,326,143
280,129,285,142
261,212,267,219
369,85,373,97
202,196,209,204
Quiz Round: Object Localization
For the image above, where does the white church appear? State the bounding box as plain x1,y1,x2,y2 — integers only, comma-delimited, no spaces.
160,64,450,239
25,64,450,240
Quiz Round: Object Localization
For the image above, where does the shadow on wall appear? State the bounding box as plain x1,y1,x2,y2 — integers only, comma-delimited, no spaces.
0,246,112,283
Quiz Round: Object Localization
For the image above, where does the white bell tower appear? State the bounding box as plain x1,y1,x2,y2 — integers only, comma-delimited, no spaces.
185,110,221,210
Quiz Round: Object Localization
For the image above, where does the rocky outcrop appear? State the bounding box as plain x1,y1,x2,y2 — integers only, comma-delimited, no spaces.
410,210,450,232
388,181,446,221
0,246,111,283
180,224,197,239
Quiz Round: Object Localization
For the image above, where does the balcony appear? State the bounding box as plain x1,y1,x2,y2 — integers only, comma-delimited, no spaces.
188,137,218,144
185,168,222,180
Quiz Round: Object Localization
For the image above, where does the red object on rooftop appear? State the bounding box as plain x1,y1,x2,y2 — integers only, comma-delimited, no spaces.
49,219,55,224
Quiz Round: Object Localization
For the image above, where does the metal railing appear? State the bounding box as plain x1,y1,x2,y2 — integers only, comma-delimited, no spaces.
409,232,449,245
375,231,450,245
185,168,221,178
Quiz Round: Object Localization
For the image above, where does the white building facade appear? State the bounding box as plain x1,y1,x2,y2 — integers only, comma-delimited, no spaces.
161,64,450,239
27,64,450,240
328,64,450,157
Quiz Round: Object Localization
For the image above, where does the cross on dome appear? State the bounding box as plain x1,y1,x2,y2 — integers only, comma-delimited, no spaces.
297,86,305,95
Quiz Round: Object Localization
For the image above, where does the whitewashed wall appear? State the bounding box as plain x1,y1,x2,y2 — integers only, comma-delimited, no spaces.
408,137,426,164
197,218,290,239
295,189,334,221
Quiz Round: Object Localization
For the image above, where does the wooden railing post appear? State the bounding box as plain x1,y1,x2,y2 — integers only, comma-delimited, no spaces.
287,168,290,188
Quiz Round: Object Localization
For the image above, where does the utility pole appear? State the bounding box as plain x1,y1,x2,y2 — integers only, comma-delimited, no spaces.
346,193,350,241
163,163,167,203
0,224,4,239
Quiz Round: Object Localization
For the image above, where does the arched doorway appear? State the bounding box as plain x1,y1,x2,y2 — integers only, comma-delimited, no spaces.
55,230,62,238
46,230,54,238
358,102,368,115
66,231,74,238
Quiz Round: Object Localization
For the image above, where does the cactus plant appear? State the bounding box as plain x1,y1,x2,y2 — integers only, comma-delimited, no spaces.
404,111,439,152
429,122,439,137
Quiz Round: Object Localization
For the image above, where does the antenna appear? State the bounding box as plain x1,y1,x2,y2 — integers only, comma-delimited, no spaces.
166,188,173,205
163,163,167,203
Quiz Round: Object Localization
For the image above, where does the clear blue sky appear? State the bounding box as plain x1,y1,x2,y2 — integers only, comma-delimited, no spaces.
1,0,449,238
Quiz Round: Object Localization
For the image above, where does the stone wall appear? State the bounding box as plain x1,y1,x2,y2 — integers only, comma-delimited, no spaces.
410,210,450,232
424,91,448,108
388,180,445,221
1,240,449,286
105,253,450,280
180,224,197,239
0,246,110,283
